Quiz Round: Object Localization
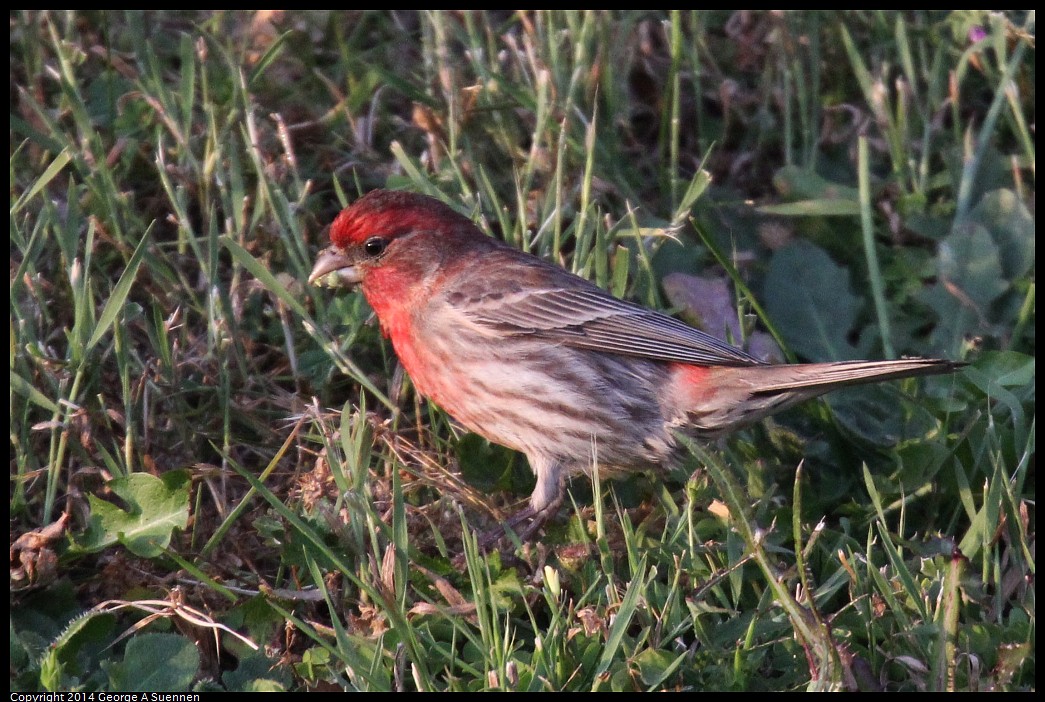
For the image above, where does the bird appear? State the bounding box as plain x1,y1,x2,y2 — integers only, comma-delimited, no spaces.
309,189,962,540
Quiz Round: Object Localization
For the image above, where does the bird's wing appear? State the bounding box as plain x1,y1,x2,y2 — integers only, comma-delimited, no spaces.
459,283,765,368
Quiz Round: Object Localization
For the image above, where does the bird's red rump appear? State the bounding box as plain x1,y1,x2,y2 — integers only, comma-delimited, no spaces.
669,363,715,406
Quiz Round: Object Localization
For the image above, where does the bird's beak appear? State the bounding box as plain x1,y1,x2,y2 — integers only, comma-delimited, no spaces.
309,247,362,289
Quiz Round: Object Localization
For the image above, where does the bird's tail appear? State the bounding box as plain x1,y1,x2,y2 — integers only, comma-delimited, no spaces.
675,358,963,437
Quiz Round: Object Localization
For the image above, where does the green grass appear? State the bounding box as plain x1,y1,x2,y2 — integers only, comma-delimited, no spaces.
10,10,1034,692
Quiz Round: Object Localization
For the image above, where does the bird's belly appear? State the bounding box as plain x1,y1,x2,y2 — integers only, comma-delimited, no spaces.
396,334,678,474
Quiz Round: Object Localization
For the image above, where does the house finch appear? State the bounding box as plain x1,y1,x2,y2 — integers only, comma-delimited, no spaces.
310,189,961,536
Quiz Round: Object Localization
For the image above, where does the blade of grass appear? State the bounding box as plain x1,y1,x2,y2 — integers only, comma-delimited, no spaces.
857,136,895,358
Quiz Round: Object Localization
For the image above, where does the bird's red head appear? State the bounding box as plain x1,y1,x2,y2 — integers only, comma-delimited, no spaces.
309,189,488,293
328,189,477,250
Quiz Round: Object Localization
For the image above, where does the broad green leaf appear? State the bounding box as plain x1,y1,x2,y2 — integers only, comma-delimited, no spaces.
937,223,1007,306
77,471,190,558
826,385,929,446
920,222,1007,354
106,633,199,692
633,647,686,689
222,651,291,692
967,189,1034,280
764,240,862,361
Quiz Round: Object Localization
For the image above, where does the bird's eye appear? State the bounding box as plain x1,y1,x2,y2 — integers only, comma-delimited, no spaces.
364,237,388,257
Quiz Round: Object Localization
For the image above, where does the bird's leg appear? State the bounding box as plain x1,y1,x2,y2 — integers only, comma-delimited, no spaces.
476,495,564,551
477,458,565,550
476,505,535,551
